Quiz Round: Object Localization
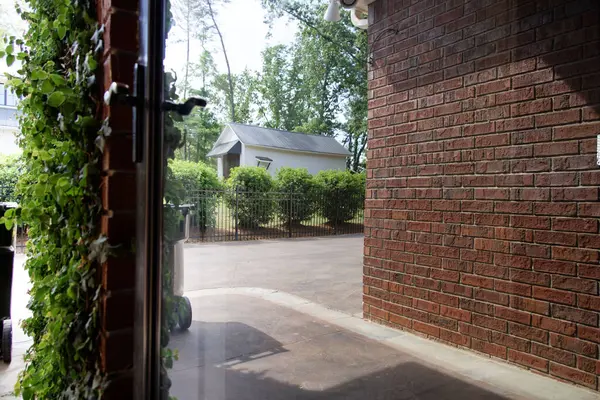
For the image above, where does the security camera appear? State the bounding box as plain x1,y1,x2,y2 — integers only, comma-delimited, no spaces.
340,0,358,8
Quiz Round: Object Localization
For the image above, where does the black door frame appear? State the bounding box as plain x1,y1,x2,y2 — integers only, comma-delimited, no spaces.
134,0,166,398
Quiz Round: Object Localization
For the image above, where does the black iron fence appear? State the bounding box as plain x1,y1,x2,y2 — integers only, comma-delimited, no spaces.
0,185,17,203
184,188,365,242
0,185,365,248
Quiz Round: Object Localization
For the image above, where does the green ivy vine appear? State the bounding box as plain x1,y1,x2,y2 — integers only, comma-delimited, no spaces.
0,0,105,398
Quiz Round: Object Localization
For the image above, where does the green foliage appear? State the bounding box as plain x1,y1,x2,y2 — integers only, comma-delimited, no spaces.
258,0,368,170
170,159,221,192
170,159,221,230
0,155,23,202
224,166,274,227
174,108,222,164
314,170,364,224
274,167,316,223
0,0,105,397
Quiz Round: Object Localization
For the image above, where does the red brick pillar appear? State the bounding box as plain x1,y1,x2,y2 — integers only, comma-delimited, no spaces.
365,0,600,391
97,0,139,397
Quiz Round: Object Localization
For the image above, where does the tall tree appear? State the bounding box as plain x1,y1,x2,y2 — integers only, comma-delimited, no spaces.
213,69,259,124
174,47,222,163
258,0,368,169
171,0,205,159
171,0,206,99
205,0,235,122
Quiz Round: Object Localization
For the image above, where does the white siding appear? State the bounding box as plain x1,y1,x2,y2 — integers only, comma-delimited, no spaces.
216,156,224,179
0,129,20,155
214,126,238,178
216,125,237,145
242,145,347,176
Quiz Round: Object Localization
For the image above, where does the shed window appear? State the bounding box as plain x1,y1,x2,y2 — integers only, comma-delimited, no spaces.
256,156,273,170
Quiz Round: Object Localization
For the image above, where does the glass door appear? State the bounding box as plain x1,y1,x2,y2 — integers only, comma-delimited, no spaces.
134,1,209,398
133,0,165,398
135,1,370,399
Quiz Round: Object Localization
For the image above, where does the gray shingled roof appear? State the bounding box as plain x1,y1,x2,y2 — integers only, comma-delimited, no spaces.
219,123,350,157
206,140,241,157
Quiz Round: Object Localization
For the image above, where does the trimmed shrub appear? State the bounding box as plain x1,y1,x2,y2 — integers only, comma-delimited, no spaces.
170,159,221,192
225,166,274,227
169,159,221,229
274,167,317,224
0,155,23,202
314,169,365,224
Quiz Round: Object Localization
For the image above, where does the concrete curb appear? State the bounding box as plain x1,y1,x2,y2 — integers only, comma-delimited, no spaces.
186,287,600,400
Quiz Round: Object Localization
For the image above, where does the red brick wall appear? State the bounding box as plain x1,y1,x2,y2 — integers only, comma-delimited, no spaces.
364,0,600,390
97,0,138,397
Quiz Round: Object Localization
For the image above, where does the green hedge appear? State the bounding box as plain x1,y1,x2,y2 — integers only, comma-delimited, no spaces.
169,159,221,192
314,170,365,224
169,159,221,230
225,166,274,227
0,155,23,202
274,167,317,224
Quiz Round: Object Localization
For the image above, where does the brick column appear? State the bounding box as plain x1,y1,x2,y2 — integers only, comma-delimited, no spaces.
365,0,600,391
97,0,139,397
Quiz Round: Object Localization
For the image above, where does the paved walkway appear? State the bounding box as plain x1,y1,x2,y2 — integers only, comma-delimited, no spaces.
183,235,364,315
3,237,600,400
169,289,600,400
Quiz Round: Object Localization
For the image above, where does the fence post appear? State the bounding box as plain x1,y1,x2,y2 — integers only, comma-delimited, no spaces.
234,186,239,241
334,191,338,235
288,192,293,238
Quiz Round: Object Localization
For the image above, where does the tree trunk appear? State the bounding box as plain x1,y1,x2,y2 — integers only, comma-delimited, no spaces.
183,127,188,161
196,131,200,162
207,0,236,122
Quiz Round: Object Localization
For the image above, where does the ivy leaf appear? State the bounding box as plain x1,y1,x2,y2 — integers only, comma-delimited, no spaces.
5,44,13,55
57,177,70,188
31,69,48,80
1,217,14,231
41,80,54,94
50,74,66,86
22,388,33,400
57,26,67,40
6,55,15,67
47,91,66,107
0,50,4,58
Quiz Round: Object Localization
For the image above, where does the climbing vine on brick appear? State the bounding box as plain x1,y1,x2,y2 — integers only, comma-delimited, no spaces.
0,0,105,397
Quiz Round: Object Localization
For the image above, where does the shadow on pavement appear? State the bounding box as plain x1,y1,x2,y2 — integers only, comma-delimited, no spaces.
170,321,288,370
169,321,511,400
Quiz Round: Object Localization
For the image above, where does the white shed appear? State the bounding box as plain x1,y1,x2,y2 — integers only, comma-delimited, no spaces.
207,123,350,178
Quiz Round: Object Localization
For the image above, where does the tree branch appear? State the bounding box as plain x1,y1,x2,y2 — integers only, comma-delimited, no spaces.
279,6,365,65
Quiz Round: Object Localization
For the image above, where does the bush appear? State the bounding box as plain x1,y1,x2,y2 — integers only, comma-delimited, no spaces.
169,159,221,229
225,166,274,227
314,169,365,224
170,159,221,192
0,155,23,202
274,167,317,224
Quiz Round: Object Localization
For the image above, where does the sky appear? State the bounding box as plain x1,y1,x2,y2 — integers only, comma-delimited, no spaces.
0,0,298,76
166,0,298,76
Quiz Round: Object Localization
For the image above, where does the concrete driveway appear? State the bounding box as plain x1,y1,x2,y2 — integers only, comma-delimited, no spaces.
182,234,364,315
4,237,600,400
175,236,600,400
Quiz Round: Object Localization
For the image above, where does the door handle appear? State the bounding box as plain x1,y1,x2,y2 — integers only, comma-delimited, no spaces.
104,64,146,163
103,65,208,163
